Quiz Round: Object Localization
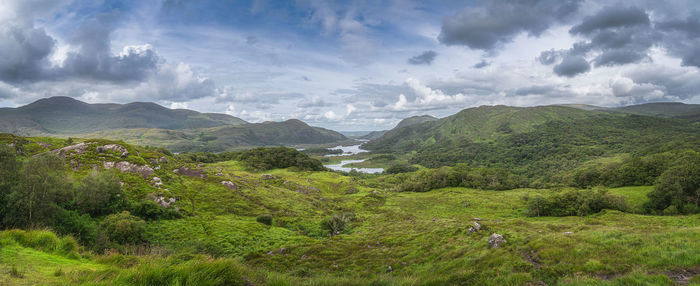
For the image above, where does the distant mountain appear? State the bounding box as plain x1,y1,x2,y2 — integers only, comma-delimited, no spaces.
77,119,347,153
363,104,700,181
0,96,247,135
360,115,438,140
614,102,700,122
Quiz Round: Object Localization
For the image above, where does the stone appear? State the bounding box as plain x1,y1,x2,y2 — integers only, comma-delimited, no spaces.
563,231,573,235
488,233,506,248
261,174,276,180
154,196,176,208
221,181,238,191
96,144,127,154
468,221,481,233
215,173,224,177
152,177,163,187
159,156,168,163
104,161,154,178
386,266,393,273
51,143,89,157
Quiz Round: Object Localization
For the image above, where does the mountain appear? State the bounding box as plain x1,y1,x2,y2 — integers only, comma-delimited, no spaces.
614,102,700,122
363,105,700,181
0,96,247,135
360,115,438,140
78,119,347,152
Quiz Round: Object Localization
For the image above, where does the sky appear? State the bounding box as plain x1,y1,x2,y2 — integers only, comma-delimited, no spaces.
0,0,699,131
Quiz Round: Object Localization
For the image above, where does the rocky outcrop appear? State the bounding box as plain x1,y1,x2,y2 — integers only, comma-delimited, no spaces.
154,196,176,208
51,142,89,157
221,181,238,191
152,177,163,187
104,161,154,178
488,233,506,248
468,221,481,233
173,166,207,178
96,144,128,157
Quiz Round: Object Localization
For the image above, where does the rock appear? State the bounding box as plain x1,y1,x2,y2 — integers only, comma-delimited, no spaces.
148,158,158,165
104,161,154,178
152,177,163,187
154,196,176,208
563,231,573,235
468,221,481,233
473,217,482,221
120,151,129,158
370,190,379,194
386,265,393,273
215,173,224,177
261,174,276,180
159,157,168,163
51,143,89,157
96,144,127,154
488,233,506,248
198,163,205,167
221,181,238,191
300,255,308,260
174,166,207,178
38,142,51,148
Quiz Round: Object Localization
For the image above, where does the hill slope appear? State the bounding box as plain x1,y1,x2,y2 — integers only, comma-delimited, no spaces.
0,96,247,135
614,102,700,122
79,119,347,152
363,105,700,180
360,115,438,140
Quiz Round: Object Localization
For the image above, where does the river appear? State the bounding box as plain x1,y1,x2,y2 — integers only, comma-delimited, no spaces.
323,142,384,174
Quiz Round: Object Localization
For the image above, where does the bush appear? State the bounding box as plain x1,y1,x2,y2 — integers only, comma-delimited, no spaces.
256,214,273,225
644,153,700,214
385,164,418,174
100,211,147,245
131,200,182,221
525,189,628,217
395,164,526,192
74,170,126,217
239,147,325,171
52,209,98,244
321,213,355,236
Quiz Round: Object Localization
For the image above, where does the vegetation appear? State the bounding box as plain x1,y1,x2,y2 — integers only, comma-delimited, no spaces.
524,189,629,216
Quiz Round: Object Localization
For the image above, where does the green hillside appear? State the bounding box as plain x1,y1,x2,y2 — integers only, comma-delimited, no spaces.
360,115,438,140
614,102,700,122
363,105,700,182
0,134,698,285
0,96,247,135
76,119,347,153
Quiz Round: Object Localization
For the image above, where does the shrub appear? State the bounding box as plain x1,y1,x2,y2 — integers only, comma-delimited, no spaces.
239,147,325,171
644,153,700,214
321,213,355,236
74,170,126,217
256,214,273,225
52,209,98,244
385,164,418,174
131,200,182,221
525,189,628,217
100,211,146,245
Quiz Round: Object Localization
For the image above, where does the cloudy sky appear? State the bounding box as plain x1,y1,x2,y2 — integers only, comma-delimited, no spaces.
1,0,699,131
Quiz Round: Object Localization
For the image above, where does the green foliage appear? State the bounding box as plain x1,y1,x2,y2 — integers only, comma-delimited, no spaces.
525,189,629,216
0,144,21,223
100,211,147,245
52,209,98,244
74,170,126,217
645,152,700,214
321,213,355,236
385,163,418,174
3,153,72,227
131,200,182,221
301,148,343,155
396,164,526,192
256,214,273,225
239,147,325,171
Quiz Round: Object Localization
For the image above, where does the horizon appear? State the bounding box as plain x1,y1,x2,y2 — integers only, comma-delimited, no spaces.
1,0,699,130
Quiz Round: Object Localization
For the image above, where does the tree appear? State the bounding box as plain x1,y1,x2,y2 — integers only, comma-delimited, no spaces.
645,153,700,214
74,170,125,217
0,144,21,225
99,211,146,244
4,153,71,227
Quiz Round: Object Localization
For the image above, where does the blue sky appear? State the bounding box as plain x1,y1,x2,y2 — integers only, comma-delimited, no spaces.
1,0,699,130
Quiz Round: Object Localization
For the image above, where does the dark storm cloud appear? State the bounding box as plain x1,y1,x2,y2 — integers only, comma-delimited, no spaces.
408,50,437,65
553,55,590,77
0,25,55,83
569,6,650,35
61,14,159,82
0,13,159,84
438,0,582,51
537,49,562,65
657,16,700,68
514,85,556,96
626,67,700,100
